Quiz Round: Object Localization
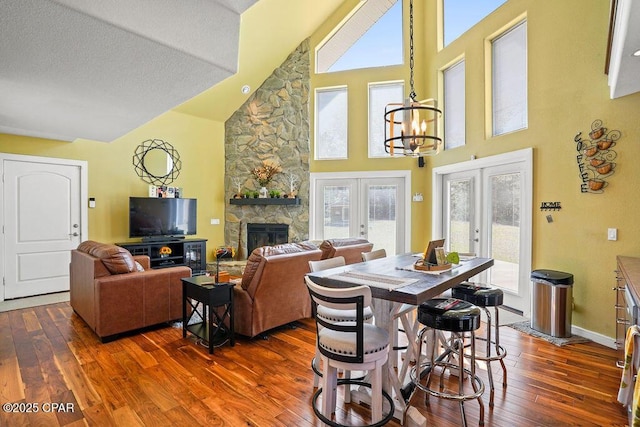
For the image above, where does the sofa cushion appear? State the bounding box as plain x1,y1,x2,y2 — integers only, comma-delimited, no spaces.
319,238,371,259
241,241,318,290
76,240,136,274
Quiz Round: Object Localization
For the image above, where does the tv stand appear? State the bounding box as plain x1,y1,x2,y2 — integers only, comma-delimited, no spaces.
141,236,186,243
117,238,207,274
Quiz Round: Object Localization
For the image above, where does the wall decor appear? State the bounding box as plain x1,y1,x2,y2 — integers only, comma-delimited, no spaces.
133,139,182,186
540,202,561,211
573,120,621,193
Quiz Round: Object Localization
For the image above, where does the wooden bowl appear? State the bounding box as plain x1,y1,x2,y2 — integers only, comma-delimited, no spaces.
414,259,451,271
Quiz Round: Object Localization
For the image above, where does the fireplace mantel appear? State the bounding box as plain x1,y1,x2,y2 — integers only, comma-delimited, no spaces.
229,198,301,206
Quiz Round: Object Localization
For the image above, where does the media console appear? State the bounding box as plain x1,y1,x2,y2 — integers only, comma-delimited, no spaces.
117,238,207,275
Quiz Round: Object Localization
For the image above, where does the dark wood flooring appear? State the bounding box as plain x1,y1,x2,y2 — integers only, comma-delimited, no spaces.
0,302,628,426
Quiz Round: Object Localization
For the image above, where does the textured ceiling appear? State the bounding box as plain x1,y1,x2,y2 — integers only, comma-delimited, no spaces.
0,0,257,142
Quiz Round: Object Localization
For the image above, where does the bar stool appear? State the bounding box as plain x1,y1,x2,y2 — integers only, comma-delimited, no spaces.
308,256,374,396
305,277,394,427
452,282,507,407
410,298,485,427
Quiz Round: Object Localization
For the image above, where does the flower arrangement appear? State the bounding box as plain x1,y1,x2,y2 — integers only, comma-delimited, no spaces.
251,159,282,187
159,246,172,257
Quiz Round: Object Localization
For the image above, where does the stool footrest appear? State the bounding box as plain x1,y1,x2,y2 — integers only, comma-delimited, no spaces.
312,380,395,427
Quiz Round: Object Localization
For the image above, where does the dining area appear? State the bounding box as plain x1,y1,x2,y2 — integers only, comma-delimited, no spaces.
305,250,496,426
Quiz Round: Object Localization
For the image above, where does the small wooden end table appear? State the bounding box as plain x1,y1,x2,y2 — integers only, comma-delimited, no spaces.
181,275,235,354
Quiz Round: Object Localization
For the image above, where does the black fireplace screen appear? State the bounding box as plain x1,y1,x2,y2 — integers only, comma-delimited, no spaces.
247,223,289,255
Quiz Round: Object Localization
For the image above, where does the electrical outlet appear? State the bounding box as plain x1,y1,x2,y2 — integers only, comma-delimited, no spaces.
608,228,617,241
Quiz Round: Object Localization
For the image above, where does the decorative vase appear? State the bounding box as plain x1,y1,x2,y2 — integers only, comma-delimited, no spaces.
259,186,268,198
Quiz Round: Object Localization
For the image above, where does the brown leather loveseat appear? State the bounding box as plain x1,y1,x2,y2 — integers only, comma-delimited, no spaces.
233,241,322,338
70,240,191,341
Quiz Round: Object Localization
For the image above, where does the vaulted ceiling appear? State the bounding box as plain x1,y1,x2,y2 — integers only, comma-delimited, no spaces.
0,0,346,142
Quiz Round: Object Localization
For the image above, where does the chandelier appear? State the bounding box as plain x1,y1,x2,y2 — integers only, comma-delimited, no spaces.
384,0,442,157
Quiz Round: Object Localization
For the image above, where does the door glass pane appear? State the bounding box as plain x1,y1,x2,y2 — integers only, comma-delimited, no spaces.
367,185,397,254
323,186,350,238
447,179,473,253
489,173,520,293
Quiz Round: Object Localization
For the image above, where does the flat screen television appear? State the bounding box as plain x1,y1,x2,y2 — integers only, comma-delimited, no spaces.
129,197,197,240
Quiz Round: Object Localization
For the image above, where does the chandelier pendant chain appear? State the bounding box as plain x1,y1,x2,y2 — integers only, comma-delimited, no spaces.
409,0,416,101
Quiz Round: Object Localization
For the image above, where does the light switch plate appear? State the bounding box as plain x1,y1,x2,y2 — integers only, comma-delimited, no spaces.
608,228,617,241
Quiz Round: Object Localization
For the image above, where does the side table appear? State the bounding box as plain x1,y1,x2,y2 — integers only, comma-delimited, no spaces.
181,275,235,354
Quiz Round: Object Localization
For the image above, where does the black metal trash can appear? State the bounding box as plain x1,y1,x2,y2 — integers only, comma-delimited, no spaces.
531,269,574,338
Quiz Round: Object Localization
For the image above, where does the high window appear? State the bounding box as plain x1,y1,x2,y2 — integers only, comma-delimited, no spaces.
492,21,528,136
315,87,348,160
316,0,402,73
443,0,507,46
442,59,465,149
368,81,404,157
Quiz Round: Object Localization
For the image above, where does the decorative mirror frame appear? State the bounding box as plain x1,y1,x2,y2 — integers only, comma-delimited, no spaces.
132,139,182,185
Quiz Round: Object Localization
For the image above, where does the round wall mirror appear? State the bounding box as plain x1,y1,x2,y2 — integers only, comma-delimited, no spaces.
133,139,181,185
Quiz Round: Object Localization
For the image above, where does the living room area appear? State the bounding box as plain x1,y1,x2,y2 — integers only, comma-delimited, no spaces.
1,0,639,425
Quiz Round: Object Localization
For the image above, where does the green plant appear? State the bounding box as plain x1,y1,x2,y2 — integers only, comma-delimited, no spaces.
251,191,259,198
269,189,281,198
243,191,251,198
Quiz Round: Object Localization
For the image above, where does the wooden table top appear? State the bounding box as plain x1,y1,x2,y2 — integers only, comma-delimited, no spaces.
307,254,494,306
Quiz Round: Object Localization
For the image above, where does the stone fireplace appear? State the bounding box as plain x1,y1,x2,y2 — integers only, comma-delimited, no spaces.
223,39,311,259
247,223,289,255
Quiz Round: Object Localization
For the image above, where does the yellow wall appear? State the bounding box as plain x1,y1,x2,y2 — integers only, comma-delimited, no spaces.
309,0,640,338
0,111,227,262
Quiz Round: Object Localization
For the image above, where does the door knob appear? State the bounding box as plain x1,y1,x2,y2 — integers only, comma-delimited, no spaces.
69,232,79,237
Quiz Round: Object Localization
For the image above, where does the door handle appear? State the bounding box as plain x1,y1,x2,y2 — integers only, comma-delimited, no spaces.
69,232,79,237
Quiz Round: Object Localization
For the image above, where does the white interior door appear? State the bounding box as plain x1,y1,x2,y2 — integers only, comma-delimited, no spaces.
434,149,532,315
311,171,410,255
2,156,87,300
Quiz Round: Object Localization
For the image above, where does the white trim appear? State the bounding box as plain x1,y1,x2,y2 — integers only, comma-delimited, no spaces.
310,170,412,252
572,325,617,349
0,153,88,303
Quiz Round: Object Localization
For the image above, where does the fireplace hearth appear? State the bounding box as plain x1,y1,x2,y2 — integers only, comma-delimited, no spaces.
247,223,289,255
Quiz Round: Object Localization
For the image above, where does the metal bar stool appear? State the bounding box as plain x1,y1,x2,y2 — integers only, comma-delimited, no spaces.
452,282,507,407
410,298,485,427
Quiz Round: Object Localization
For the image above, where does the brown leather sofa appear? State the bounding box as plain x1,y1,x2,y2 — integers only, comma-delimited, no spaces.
233,241,322,338
70,240,191,341
319,237,374,265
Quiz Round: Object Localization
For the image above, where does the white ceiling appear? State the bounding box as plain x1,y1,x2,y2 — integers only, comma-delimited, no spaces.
608,0,640,99
0,0,257,142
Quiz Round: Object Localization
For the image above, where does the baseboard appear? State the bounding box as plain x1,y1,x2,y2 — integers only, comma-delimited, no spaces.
571,324,617,349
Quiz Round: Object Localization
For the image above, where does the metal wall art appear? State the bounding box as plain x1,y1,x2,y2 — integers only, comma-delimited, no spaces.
573,120,621,193
133,139,182,186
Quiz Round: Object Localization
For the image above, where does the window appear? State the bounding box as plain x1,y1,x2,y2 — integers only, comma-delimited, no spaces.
317,0,402,73
492,21,527,136
369,81,404,157
315,87,348,160
443,0,507,46
443,59,465,149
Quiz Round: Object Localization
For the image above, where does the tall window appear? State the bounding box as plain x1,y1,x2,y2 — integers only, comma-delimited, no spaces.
443,0,507,46
492,21,528,136
315,87,348,160
369,81,404,157
443,59,465,149
317,0,402,73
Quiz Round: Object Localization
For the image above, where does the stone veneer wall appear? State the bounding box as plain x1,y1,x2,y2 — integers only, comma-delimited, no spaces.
224,40,311,258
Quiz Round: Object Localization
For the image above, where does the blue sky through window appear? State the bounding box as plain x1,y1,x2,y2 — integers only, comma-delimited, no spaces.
328,1,403,72
444,0,507,46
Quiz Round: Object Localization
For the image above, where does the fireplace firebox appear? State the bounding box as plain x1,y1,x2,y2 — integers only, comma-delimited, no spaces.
247,223,289,255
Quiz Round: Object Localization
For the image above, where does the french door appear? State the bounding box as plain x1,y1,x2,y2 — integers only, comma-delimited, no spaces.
310,172,410,255
434,149,532,315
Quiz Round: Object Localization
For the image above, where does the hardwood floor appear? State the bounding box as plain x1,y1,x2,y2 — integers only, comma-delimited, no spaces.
0,302,628,426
